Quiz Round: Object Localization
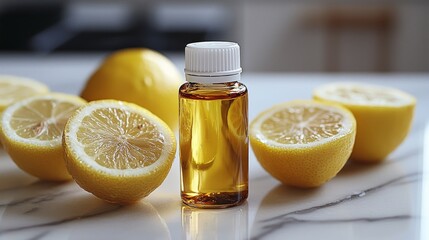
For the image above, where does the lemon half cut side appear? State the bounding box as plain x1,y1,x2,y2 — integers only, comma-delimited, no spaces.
63,100,176,204
250,100,356,188
0,93,87,181
313,82,416,162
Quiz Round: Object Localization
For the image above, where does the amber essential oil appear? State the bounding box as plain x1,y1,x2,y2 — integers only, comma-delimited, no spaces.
180,42,248,208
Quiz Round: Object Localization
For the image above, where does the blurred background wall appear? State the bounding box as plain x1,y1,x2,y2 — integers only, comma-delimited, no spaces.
0,0,428,72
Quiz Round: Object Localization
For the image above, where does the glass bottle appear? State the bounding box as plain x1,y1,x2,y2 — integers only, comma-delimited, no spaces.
179,42,248,208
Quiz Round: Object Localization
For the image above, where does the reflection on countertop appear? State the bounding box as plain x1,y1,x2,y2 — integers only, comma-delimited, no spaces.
182,203,248,240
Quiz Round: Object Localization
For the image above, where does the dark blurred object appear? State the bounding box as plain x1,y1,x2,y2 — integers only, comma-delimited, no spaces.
306,6,395,72
54,2,139,52
0,2,227,53
0,3,63,51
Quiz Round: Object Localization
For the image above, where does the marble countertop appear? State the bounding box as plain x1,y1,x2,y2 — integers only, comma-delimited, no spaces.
0,54,428,240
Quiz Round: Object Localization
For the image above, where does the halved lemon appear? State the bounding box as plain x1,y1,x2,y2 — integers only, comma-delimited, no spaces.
250,100,356,187
0,75,49,112
63,100,176,204
313,82,416,162
0,93,87,181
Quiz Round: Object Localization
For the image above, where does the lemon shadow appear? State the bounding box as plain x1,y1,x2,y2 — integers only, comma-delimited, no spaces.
336,159,383,177
338,146,418,178
70,200,171,240
258,184,322,207
0,152,39,191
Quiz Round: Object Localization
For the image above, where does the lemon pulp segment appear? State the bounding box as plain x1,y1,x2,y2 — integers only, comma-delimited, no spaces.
77,107,165,169
10,100,80,141
253,102,354,148
259,105,350,145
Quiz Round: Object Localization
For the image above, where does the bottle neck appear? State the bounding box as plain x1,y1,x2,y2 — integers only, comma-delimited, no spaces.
185,73,240,84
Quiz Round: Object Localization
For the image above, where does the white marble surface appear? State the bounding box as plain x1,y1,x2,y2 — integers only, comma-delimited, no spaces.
0,54,428,240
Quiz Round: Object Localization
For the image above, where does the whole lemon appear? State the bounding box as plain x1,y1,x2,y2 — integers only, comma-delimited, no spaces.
81,48,182,130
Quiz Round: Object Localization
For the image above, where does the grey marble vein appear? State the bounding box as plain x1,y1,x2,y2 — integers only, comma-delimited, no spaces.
252,215,411,240
262,172,420,223
0,191,71,208
23,207,39,214
0,204,122,235
268,214,411,225
27,230,50,240
252,172,421,239
0,178,68,192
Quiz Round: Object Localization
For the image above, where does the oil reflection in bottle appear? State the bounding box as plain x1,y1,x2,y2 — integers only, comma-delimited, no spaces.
181,202,248,240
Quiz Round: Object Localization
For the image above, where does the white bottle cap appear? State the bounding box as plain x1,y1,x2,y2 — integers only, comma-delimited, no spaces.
185,41,242,83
